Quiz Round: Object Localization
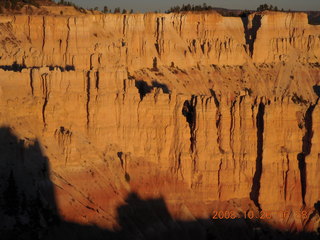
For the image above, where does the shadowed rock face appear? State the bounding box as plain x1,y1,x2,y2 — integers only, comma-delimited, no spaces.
0,127,59,238
0,10,319,235
0,129,318,240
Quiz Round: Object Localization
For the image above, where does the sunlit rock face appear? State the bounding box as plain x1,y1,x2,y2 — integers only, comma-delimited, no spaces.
0,9,320,234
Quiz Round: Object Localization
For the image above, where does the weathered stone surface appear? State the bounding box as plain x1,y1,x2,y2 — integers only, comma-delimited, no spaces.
0,10,319,232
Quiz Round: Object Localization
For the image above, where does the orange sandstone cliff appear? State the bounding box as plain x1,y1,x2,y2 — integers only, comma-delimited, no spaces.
0,10,320,235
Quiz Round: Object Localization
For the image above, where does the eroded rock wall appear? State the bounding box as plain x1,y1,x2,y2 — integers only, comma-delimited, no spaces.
0,11,319,231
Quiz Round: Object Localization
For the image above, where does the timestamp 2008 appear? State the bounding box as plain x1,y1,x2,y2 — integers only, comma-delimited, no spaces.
211,210,310,220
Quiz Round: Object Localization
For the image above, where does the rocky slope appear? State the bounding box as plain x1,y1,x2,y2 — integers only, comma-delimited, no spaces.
0,10,319,235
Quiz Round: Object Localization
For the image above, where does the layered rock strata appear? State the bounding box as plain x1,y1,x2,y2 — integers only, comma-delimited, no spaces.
0,10,319,232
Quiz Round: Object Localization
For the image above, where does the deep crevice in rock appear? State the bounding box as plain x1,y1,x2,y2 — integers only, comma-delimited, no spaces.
155,17,164,55
41,73,49,128
229,100,237,169
210,89,224,154
241,14,262,57
250,102,265,211
182,96,197,153
95,71,100,90
123,15,127,36
30,68,34,96
284,153,290,201
86,71,91,128
297,101,317,205
117,152,124,169
209,89,220,108
42,16,46,51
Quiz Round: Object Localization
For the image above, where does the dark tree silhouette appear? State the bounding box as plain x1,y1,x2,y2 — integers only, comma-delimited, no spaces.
257,3,279,11
57,0,82,10
103,5,108,13
166,3,214,13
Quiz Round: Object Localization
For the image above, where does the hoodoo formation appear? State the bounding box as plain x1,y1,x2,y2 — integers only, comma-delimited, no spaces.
0,2,320,239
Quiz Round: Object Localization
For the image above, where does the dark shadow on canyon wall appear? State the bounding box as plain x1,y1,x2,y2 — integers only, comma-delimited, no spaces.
0,62,75,73
135,80,170,100
0,127,59,239
308,12,320,25
0,127,319,240
241,14,262,57
0,127,115,240
313,85,320,98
